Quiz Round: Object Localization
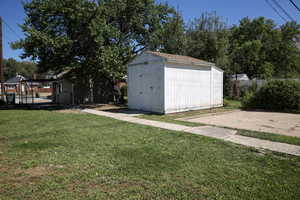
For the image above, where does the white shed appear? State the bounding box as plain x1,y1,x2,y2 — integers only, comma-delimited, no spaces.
127,51,223,114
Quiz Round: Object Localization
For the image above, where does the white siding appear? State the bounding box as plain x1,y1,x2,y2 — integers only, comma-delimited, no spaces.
211,66,223,107
127,52,224,114
164,63,212,113
128,54,165,113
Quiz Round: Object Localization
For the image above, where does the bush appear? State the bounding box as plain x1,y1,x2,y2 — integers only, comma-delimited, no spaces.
120,85,127,97
0,99,6,106
242,80,300,111
120,85,128,104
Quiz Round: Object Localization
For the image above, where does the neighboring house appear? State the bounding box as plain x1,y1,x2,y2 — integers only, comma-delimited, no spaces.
4,74,40,94
127,51,224,114
231,74,249,81
52,71,76,104
52,71,126,104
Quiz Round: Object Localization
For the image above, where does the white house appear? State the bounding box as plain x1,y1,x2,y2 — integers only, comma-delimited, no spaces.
127,51,223,114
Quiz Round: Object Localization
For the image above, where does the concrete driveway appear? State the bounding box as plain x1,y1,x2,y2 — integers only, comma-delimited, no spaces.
180,111,300,138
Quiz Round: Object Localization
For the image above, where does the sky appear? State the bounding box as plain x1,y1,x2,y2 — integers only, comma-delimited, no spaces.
1,0,300,60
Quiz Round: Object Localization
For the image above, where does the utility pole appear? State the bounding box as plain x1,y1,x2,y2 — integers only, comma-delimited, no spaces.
0,16,4,100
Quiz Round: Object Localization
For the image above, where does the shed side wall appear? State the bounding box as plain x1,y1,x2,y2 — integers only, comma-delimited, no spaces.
164,63,212,113
212,67,223,107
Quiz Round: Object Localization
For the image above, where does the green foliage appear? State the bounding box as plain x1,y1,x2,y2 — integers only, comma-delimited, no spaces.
185,12,229,67
12,0,178,102
274,22,300,78
223,72,233,97
3,58,37,81
258,62,274,79
223,98,242,109
242,80,300,110
229,17,300,79
0,99,6,106
12,0,175,80
120,85,127,97
158,11,187,55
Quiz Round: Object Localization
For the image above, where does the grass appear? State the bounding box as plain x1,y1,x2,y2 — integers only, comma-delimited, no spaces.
1,110,300,199
138,99,241,127
223,98,242,109
137,113,202,127
238,129,300,146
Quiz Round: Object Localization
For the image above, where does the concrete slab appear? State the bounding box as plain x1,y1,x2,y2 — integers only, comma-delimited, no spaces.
180,110,300,138
188,126,237,139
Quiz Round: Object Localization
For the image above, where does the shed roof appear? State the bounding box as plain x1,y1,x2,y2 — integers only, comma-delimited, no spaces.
146,51,215,66
5,75,26,84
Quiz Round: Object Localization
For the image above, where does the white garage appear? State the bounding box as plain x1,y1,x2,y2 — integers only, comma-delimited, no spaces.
127,51,223,114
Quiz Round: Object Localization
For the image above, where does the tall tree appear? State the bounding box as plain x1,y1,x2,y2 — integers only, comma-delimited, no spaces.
12,0,176,102
185,12,229,68
3,58,37,81
275,21,300,77
229,17,300,79
157,10,186,55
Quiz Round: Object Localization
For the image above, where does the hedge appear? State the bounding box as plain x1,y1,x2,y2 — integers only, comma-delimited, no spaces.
242,80,300,111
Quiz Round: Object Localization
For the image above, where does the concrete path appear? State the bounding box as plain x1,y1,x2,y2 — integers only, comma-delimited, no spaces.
82,109,300,156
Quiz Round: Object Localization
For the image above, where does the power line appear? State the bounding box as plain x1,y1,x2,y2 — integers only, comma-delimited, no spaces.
271,0,296,21
289,0,300,12
2,19,23,40
265,0,288,22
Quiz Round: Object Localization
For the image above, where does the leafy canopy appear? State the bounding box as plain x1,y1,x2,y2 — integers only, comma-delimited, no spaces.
13,0,176,80
228,17,300,79
3,58,37,81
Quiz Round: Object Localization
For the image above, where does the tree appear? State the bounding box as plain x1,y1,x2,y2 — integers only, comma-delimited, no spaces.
228,17,300,79
157,11,187,55
3,58,37,81
12,0,176,102
185,12,229,68
274,22,300,77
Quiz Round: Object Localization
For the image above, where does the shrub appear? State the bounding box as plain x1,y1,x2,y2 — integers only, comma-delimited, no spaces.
120,85,128,104
242,80,300,111
0,99,6,106
120,85,127,97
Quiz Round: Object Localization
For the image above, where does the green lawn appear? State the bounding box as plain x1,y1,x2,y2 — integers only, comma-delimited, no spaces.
139,99,241,127
1,110,300,200
238,129,300,146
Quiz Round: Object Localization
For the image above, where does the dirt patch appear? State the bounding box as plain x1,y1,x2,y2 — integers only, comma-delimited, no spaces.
25,166,49,177
55,109,83,114
84,104,126,111
55,104,128,114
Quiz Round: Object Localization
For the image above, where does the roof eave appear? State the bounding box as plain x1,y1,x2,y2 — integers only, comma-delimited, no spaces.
165,60,214,67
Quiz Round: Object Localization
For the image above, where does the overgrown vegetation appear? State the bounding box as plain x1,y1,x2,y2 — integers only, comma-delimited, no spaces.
1,110,300,199
242,80,300,111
